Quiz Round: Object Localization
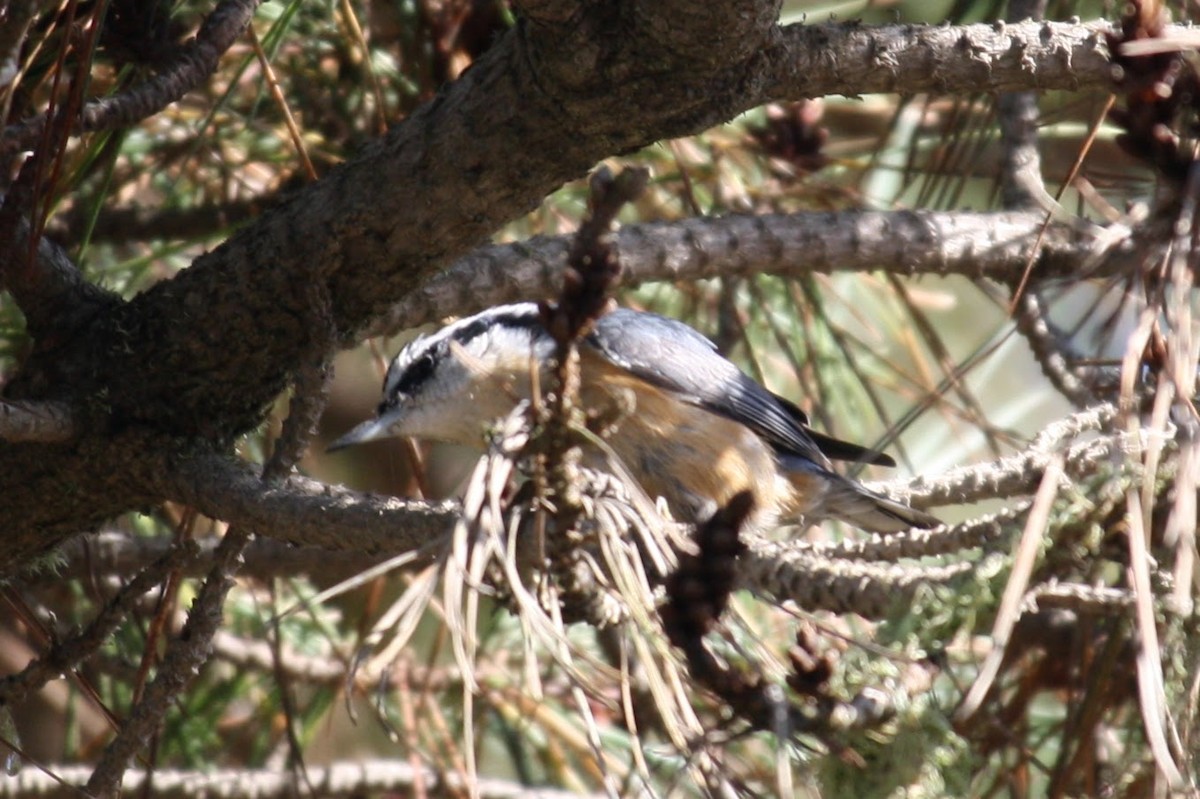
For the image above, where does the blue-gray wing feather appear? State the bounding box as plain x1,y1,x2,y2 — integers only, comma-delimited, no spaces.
587,309,830,464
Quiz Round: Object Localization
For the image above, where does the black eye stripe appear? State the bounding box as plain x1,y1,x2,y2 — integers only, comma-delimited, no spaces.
381,305,543,403
392,350,437,396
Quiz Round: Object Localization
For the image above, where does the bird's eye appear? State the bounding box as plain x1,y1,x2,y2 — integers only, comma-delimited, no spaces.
393,351,436,396
410,352,435,383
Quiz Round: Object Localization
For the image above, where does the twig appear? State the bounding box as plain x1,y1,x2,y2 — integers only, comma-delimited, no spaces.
955,455,1062,725
1009,289,1095,406
49,198,268,246
0,0,37,119
894,403,1145,508
83,524,247,797
208,630,458,691
994,0,1049,206
261,292,335,792
794,503,1032,562
1022,582,1135,612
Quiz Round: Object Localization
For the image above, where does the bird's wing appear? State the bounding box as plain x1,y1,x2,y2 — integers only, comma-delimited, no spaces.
769,392,896,467
586,308,831,465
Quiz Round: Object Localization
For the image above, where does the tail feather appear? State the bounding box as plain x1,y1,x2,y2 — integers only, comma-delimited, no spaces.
778,454,938,533
820,474,939,533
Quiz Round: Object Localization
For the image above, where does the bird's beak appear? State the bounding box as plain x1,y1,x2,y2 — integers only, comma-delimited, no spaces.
327,416,393,452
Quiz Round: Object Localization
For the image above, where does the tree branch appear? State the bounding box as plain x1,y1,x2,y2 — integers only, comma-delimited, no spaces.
83,526,242,798
0,538,197,709
374,209,1118,336
894,403,1144,508
763,19,1114,101
2,761,597,799
163,453,456,554
1009,288,1096,406
36,531,396,583
739,533,976,618
995,0,1051,210
0,0,263,155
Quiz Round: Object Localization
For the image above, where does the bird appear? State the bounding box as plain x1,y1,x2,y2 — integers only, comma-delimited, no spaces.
329,303,938,534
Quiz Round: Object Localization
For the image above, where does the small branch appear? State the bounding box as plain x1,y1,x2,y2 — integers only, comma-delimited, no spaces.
372,210,1117,337
794,503,1033,562
0,186,120,345
209,630,459,691
0,399,76,442
49,198,268,246
84,525,246,797
893,404,1138,508
0,539,197,709
763,19,1115,101
995,0,1050,210
1023,581,1136,612
739,534,975,618
996,85,1047,210
991,1,1101,413
0,0,262,155
2,761,596,799
1009,288,1096,406
164,453,457,554
35,531,400,583
264,284,335,481
0,0,37,102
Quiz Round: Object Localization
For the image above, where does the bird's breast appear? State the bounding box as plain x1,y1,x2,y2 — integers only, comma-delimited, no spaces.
580,363,793,527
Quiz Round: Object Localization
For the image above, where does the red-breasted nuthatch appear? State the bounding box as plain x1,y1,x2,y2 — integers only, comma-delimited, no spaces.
330,303,937,534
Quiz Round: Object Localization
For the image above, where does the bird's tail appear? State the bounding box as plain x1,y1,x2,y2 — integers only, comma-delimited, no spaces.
821,474,939,533
779,456,939,534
